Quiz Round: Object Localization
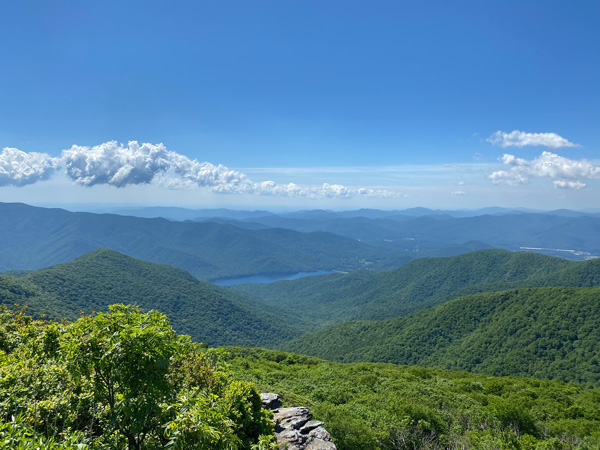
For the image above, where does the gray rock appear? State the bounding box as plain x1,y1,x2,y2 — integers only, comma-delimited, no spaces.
307,427,331,441
305,440,337,450
301,420,325,433
261,392,283,410
271,405,337,450
259,393,337,449
275,407,311,430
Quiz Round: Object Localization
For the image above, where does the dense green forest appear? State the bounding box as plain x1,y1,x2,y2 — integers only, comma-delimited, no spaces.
3,305,600,449
0,306,277,449
225,346,600,449
0,249,308,346
282,287,600,387
234,249,600,326
3,249,600,387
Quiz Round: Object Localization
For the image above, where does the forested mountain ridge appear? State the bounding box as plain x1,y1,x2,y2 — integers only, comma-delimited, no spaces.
0,248,307,346
233,249,600,326
0,202,393,280
282,286,600,387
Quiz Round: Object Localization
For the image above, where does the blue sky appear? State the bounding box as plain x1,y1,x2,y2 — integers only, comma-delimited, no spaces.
1,0,599,210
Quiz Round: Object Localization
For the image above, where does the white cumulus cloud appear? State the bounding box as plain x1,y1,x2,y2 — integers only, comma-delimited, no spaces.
489,151,600,189
487,130,578,149
1,140,398,199
0,147,59,187
62,141,172,187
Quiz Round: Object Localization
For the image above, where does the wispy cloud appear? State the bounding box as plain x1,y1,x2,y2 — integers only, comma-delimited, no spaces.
2,141,398,199
489,152,600,189
487,130,578,149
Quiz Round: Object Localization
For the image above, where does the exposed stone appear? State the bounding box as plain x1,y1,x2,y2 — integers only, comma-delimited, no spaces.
276,406,311,430
261,392,283,410
302,420,325,432
261,393,337,450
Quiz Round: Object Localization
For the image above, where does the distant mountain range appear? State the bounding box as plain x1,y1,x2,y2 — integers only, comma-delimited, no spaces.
3,203,599,284
232,212,600,258
87,205,600,220
0,202,394,279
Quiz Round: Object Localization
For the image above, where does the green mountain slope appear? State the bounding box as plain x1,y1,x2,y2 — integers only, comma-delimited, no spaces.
0,202,392,280
233,249,600,327
282,286,600,387
0,249,306,347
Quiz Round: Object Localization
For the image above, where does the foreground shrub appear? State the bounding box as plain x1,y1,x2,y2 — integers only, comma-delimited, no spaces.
0,305,275,449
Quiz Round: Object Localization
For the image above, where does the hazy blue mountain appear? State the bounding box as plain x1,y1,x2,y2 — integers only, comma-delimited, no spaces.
333,208,414,219
417,240,494,257
0,202,392,280
225,211,600,259
100,206,275,221
238,215,417,241
198,217,271,229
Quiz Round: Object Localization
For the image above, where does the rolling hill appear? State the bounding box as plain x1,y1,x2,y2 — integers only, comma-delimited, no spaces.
233,249,600,327
281,286,600,387
0,248,307,347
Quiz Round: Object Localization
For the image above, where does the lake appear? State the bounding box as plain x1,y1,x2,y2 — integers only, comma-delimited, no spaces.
212,270,337,286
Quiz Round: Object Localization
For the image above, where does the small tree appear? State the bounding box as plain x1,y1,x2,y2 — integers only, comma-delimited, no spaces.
61,304,275,450
64,304,183,449
0,305,275,449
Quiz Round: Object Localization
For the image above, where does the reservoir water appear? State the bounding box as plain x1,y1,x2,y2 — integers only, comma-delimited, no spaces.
213,270,337,286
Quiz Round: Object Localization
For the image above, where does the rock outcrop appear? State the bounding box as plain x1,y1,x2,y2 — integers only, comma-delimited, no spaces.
261,393,337,450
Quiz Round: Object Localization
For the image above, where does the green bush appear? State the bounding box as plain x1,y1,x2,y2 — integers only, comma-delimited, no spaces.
0,305,274,449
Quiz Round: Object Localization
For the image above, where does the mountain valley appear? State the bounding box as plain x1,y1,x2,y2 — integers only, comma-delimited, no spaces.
2,202,600,449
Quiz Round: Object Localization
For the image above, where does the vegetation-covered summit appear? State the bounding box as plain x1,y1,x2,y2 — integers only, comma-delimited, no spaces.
226,346,600,450
0,249,307,347
3,305,600,449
